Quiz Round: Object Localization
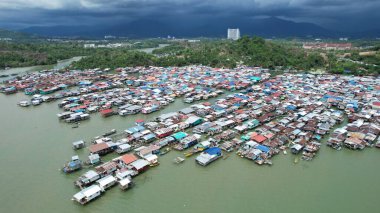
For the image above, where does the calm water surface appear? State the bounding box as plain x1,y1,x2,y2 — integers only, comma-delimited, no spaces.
0,57,82,82
0,63,378,213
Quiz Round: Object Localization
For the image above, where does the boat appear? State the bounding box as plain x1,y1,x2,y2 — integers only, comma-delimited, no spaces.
184,151,194,157
102,129,116,137
72,123,79,128
159,147,171,156
72,185,103,205
24,88,37,95
31,99,42,106
150,161,160,167
174,157,185,164
3,86,17,94
62,156,82,173
294,156,300,164
223,155,230,160
18,100,31,107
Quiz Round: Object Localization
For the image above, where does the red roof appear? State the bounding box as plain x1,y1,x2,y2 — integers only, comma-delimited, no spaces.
252,135,267,143
120,154,138,165
249,132,258,139
100,108,113,115
89,143,109,153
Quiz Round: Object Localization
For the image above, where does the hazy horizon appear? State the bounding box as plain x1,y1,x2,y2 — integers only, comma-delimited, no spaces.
0,0,379,33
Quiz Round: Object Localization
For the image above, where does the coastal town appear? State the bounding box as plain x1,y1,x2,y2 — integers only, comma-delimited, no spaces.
1,65,379,205
1,1,380,212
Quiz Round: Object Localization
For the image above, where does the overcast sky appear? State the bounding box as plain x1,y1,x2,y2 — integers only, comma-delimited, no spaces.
0,0,379,31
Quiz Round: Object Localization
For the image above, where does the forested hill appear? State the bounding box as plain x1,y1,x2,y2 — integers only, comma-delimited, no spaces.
72,36,326,70
0,28,37,40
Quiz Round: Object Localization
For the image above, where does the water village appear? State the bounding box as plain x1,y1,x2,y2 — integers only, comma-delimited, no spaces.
1,66,379,205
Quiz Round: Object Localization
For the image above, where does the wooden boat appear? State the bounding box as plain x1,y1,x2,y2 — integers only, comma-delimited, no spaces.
184,152,194,157
102,129,116,137
150,161,160,167
294,156,300,164
174,157,185,164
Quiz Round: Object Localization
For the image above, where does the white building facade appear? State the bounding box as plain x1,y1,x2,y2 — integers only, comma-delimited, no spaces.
227,28,241,40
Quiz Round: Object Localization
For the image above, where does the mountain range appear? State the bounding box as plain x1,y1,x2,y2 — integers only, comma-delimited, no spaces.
3,17,380,39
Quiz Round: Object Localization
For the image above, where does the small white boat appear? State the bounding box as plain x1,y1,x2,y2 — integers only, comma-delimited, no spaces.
31,99,42,106
283,150,287,155
18,100,31,107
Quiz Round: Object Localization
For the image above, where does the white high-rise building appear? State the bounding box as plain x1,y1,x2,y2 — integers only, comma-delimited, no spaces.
227,28,240,40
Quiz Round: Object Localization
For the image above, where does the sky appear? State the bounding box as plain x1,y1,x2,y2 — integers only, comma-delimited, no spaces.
0,0,379,32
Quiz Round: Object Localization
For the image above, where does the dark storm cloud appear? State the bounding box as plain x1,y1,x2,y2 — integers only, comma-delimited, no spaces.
0,0,379,31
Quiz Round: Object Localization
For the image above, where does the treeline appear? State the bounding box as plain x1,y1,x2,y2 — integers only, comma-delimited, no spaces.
0,39,169,68
72,50,156,69
3,36,377,75
330,61,379,75
0,42,90,68
73,36,328,70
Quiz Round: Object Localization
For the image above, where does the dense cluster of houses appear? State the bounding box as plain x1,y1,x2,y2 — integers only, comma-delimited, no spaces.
2,66,270,122
11,66,376,205
302,42,352,50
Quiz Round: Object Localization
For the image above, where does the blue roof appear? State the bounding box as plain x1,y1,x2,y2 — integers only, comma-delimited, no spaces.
205,147,222,155
286,105,297,110
143,133,156,140
69,161,79,168
256,145,270,153
172,132,187,140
